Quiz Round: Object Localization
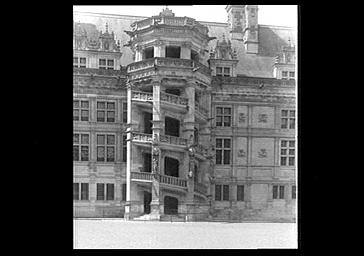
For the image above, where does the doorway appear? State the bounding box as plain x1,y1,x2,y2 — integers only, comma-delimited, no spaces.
144,191,152,214
164,196,178,215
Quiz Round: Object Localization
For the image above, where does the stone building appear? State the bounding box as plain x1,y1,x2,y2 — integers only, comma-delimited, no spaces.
73,5,297,222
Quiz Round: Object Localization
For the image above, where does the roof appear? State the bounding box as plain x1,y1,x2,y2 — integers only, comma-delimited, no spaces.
73,11,296,78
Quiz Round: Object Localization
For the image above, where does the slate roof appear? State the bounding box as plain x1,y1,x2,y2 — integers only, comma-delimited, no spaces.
73,11,296,78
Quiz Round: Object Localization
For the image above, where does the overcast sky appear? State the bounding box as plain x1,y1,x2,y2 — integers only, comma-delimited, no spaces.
73,5,297,28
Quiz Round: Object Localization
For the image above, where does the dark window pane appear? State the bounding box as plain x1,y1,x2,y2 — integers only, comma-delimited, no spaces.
279,186,285,199
97,111,105,122
97,135,105,145
216,107,222,114
289,157,295,166
107,59,114,66
122,135,127,162
281,110,288,116
224,108,231,115
237,185,244,201
80,58,86,64
216,67,222,74
282,71,288,77
106,184,114,200
81,101,89,108
289,71,295,77
73,100,79,108
224,139,231,148
223,185,229,201
81,183,89,200
73,57,78,64
281,118,288,129
289,110,295,117
73,183,79,200
97,102,106,109
273,185,278,199
99,59,106,66
292,185,296,199
81,146,89,161
281,149,287,155
289,149,295,155
215,185,221,201
107,102,115,109
73,134,79,144
216,116,222,126
289,119,295,129
81,134,89,144
73,146,79,161
122,184,127,201
281,157,287,166
97,146,105,162
216,139,222,148
223,150,230,164
107,147,115,162
107,111,115,122
73,110,79,121
223,68,230,74
81,110,89,121
289,141,295,147
96,184,104,200
216,150,222,164
281,140,287,147
122,103,128,123
223,116,231,126
107,135,115,145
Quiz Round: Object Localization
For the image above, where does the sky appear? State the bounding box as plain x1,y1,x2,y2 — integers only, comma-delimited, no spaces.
73,5,297,28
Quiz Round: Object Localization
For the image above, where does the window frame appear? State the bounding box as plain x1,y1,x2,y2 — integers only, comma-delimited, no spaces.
237,185,245,201
215,106,232,127
96,133,116,162
215,138,231,165
215,184,230,201
122,135,127,162
96,100,116,123
73,182,89,201
216,67,231,77
99,58,114,70
73,57,87,68
96,183,115,201
73,133,90,162
122,102,128,123
281,109,295,129
280,139,295,166
73,99,89,122
273,185,285,199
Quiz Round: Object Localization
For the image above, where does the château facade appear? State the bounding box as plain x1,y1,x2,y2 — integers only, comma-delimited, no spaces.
73,6,297,222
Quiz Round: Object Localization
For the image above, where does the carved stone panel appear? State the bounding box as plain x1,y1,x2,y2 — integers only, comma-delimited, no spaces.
235,137,247,165
251,137,274,166
235,105,248,127
252,106,274,129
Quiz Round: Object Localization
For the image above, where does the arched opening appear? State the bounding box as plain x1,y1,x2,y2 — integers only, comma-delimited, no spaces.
164,196,178,215
144,47,154,59
165,116,180,137
164,157,179,177
143,191,152,214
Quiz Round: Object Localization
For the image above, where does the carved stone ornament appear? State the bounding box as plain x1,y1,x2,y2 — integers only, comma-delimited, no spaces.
238,149,246,157
239,113,246,123
258,149,267,158
258,113,268,123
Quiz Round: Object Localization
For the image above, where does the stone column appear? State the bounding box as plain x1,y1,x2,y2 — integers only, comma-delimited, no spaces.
180,42,192,59
125,82,133,220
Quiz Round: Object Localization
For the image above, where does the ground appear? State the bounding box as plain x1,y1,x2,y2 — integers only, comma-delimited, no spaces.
73,219,297,249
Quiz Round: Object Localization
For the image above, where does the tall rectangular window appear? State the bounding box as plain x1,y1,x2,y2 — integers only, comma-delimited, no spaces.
73,133,89,161
216,138,231,165
281,109,295,129
122,102,128,123
280,140,295,166
97,101,115,123
273,185,285,199
292,185,296,199
80,183,89,200
237,185,244,201
215,185,229,201
73,100,89,121
99,58,114,69
289,71,295,79
122,184,126,201
122,135,127,162
73,57,86,68
223,185,230,201
216,107,231,127
106,184,115,200
96,183,105,200
73,183,79,200
215,185,222,201
282,71,288,79
97,134,115,162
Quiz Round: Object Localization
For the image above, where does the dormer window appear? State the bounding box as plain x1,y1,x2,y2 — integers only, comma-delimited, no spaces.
144,47,154,59
289,71,295,80
99,59,114,70
282,71,288,79
165,46,181,59
73,57,86,68
216,67,230,77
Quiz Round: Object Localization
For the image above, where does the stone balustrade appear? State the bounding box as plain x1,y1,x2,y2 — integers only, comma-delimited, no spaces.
73,67,123,77
159,134,187,146
160,92,188,106
127,58,155,72
131,171,154,181
132,91,153,101
132,132,153,143
158,174,187,188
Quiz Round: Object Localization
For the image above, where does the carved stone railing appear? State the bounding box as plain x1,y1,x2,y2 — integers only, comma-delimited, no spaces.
159,134,187,146
195,101,208,117
131,171,154,181
132,91,153,101
194,182,208,195
73,67,123,77
212,75,295,87
158,174,187,188
127,58,155,73
156,57,192,69
160,92,188,106
132,132,153,143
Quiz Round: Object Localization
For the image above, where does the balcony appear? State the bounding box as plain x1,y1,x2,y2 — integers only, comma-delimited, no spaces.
194,182,208,195
130,171,187,189
73,67,124,77
160,92,188,112
159,134,187,147
132,91,153,102
132,132,153,144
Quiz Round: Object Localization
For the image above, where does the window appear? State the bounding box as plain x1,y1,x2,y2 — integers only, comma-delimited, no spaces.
122,183,127,201
73,100,89,121
216,107,231,127
237,185,244,201
96,183,114,200
144,47,154,59
73,133,89,161
282,71,288,79
292,185,296,199
281,110,295,129
216,138,231,165
289,71,295,79
122,102,128,123
97,101,115,123
73,57,86,68
122,135,127,162
273,185,285,199
99,59,114,69
215,184,229,201
97,134,115,162
216,67,230,77
165,46,181,58
73,183,89,200
280,140,295,166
